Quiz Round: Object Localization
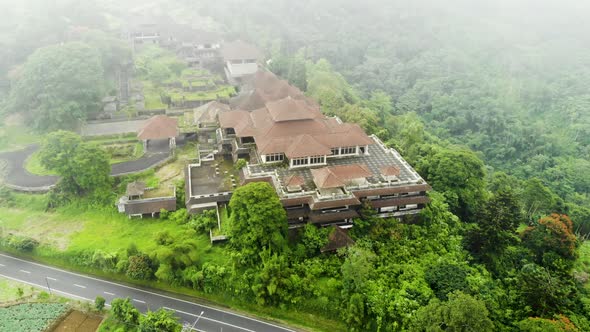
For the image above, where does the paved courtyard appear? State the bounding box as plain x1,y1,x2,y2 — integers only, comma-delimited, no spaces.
80,119,146,136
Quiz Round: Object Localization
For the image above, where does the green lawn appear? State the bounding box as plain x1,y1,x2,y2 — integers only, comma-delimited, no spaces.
24,151,56,176
0,278,35,303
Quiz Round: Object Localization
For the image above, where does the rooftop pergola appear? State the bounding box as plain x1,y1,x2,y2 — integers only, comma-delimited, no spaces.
137,115,179,149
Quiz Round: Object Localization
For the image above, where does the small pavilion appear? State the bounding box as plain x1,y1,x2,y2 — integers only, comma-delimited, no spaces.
137,115,179,150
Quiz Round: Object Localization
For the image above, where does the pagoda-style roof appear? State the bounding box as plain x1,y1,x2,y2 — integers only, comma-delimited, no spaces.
137,115,179,140
321,226,355,253
311,164,373,189
126,181,146,197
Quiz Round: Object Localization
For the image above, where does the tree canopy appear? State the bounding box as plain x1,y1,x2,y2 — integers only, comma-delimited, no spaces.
7,42,104,131
228,182,288,266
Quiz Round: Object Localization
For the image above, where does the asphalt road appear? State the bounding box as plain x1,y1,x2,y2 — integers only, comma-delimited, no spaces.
0,253,296,332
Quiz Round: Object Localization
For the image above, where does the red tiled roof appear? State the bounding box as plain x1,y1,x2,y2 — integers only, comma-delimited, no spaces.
285,175,305,188
311,164,373,189
137,115,179,140
219,96,374,158
311,168,345,189
230,70,318,111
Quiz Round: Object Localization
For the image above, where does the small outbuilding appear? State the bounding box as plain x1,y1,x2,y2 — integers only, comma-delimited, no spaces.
137,115,179,149
321,226,356,253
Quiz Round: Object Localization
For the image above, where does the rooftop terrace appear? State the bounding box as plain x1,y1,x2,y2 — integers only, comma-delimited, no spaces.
246,135,425,197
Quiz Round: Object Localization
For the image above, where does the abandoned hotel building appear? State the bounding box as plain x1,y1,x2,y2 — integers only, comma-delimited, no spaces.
186,71,431,227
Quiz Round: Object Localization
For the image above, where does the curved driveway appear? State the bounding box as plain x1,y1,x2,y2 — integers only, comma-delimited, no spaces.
0,138,182,191
0,145,59,191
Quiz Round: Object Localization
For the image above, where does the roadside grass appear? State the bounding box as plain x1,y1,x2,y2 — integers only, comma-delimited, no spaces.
0,194,344,331
0,124,40,152
0,278,35,302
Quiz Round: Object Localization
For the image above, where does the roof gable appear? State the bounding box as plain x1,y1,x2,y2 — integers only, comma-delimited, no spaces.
137,115,179,140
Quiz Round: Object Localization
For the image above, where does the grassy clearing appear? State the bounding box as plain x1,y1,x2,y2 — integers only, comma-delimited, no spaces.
24,151,56,176
0,123,40,152
108,142,144,165
0,193,344,331
0,278,35,302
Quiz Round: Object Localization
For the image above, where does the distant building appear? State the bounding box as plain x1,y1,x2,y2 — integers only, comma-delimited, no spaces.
222,40,264,80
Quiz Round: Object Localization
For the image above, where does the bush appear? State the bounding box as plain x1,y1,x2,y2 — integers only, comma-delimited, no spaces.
234,158,247,170
169,208,189,225
189,209,218,233
110,298,140,326
126,254,154,280
4,235,39,252
159,209,170,220
95,296,106,311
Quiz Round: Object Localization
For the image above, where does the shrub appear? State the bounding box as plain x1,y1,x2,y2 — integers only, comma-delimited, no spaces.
95,296,106,311
234,158,247,170
126,254,154,280
169,208,189,225
5,235,39,252
189,209,218,233
160,208,169,220
110,298,140,326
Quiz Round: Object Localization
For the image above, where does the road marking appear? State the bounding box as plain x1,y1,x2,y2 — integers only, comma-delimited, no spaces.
133,299,146,304
0,253,295,332
19,270,31,274
163,306,174,311
0,263,5,267
168,307,256,332
73,284,86,289
46,277,57,281
104,291,115,296
0,273,92,302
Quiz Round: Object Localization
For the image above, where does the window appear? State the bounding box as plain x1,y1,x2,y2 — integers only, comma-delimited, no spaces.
341,146,357,155
230,60,242,64
245,59,257,63
292,157,309,166
265,153,284,163
310,156,325,164
331,148,340,156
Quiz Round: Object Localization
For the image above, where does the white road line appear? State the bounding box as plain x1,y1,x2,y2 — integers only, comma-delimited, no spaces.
73,284,86,289
46,277,57,281
0,263,5,267
163,306,174,311
169,307,256,332
0,273,92,302
0,253,295,332
19,270,31,274
133,299,146,304
104,291,115,296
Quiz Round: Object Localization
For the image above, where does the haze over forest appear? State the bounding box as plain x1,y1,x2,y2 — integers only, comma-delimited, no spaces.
0,1,589,331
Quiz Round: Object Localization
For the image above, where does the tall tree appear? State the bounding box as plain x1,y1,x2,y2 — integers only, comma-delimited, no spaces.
228,182,288,266
7,42,104,131
467,190,522,272
417,146,487,221
39,130,111,200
